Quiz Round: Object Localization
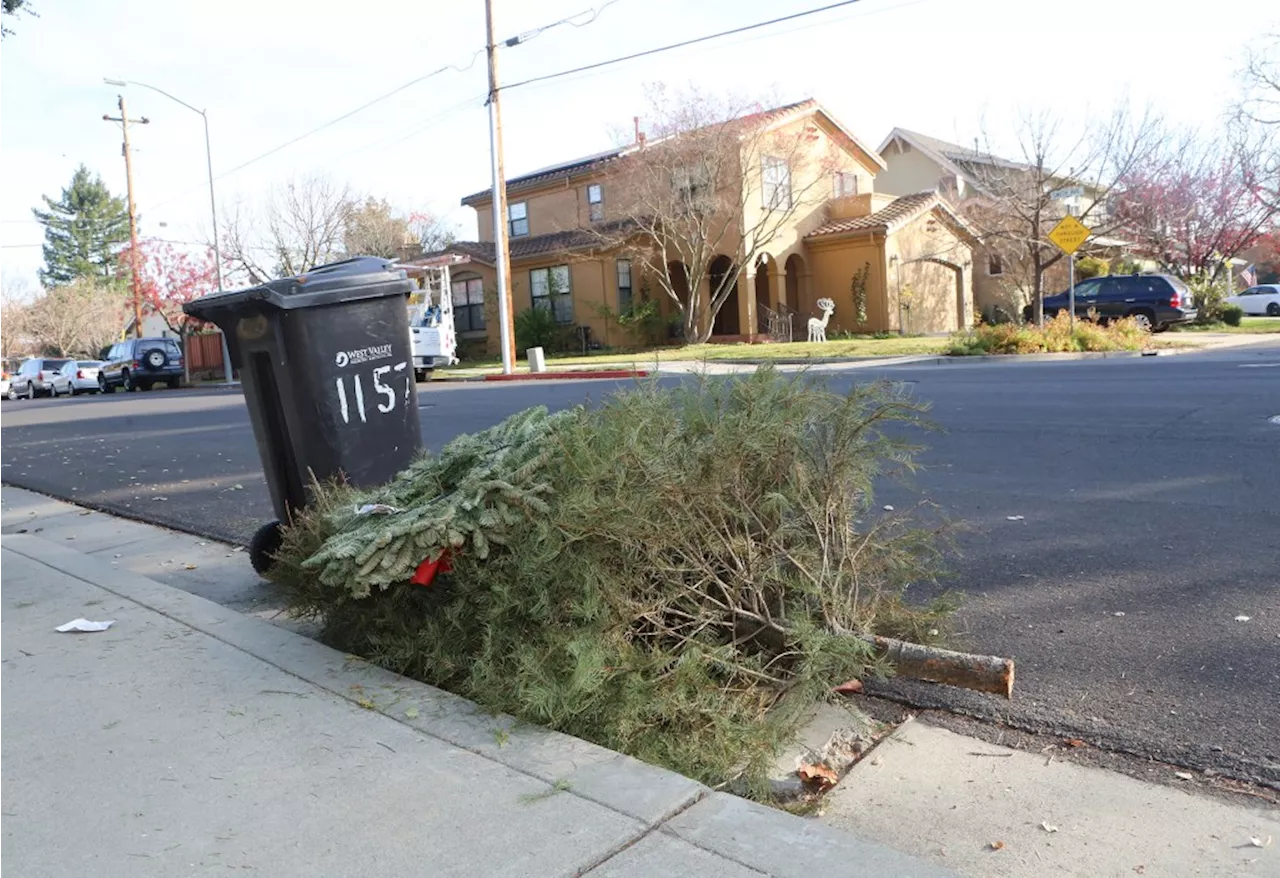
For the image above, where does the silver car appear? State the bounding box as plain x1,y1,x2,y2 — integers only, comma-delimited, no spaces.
50,360,104,396
7,357,73,399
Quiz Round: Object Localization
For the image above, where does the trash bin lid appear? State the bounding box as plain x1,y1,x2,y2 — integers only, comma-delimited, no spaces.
184,256,413,320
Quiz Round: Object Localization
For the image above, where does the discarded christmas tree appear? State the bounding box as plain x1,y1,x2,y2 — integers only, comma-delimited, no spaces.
271,368,956,794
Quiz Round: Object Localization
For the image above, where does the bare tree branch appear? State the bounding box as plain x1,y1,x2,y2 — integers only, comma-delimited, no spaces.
959,102,1163,324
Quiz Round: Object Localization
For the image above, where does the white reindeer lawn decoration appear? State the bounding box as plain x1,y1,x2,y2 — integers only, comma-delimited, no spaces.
807,298,835,343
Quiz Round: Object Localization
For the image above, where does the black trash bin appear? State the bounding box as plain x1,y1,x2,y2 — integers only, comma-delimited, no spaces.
184,256,423,573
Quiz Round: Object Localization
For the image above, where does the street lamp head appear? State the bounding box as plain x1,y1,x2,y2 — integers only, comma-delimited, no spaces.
103,77,127,87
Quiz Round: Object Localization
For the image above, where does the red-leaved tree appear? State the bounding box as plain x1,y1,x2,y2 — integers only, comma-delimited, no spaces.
1110,130,1278,279
117,240,218,333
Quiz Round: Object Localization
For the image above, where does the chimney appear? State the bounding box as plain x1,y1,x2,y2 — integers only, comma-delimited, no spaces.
634,116,646,147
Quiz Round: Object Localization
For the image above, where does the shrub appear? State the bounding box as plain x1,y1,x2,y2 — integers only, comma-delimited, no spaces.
514,306,561,353
949,312,1148,355
1075,256,1111,281
270,369,955,795
1221,304,1244,327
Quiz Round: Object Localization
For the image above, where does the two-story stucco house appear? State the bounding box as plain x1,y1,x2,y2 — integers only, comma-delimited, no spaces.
418,102,977,355
875,127,1122,321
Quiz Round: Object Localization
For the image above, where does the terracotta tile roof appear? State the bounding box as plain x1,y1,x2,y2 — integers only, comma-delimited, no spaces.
423,218,641,265
806,191,944,239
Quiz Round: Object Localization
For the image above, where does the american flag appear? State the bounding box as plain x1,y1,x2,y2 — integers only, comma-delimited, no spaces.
1240,264,1257,288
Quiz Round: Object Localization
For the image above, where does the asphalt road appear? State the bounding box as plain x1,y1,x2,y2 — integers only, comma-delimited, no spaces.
4,344,1279,786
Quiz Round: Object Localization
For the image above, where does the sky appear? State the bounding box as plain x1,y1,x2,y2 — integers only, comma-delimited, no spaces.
1,0,1275,293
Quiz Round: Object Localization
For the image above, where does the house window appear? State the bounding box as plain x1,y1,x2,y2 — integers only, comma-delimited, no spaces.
451,276,486,333
530,265,573,324
988,254,1004,277
587,184,604,222
508,201,528,238
833,172,859,198
673,163,712,205
762,156,791,210
616,258,633,312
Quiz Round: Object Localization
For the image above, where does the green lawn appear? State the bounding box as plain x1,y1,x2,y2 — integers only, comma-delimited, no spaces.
444,336,950,372
1172,316,1280,334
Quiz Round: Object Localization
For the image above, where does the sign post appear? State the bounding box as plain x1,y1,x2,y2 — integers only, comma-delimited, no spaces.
1047,215,1091,333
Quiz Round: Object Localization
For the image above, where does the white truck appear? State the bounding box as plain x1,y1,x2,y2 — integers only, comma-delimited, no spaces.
400,255,462,382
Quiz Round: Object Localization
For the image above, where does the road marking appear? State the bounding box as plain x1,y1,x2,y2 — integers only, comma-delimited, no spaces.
1270,415,1280,426
1239,363,1280,368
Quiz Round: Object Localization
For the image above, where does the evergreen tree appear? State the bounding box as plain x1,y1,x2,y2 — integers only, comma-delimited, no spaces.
32,165,130,287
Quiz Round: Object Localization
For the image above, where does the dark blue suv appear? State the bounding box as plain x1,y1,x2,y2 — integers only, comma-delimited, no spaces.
98,337,185,392
1030,274,1197,332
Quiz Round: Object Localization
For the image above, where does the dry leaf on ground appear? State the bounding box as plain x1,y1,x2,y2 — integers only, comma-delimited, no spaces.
797,762,839,791
833,678,864,695
988,840,1005,851
1065,738,1088,748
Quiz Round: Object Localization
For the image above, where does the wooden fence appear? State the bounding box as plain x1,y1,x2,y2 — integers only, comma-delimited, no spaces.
184,331,235,380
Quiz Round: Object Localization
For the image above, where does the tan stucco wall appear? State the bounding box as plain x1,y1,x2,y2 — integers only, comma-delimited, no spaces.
469,168,627,243
883,209,974,333
805,237,891,333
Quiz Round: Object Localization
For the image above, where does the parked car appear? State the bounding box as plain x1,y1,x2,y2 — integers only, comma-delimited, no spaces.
98,337,184,392
6,357,72,400
50,360,104,396
1225,284,1280,317
1027,274,1197,332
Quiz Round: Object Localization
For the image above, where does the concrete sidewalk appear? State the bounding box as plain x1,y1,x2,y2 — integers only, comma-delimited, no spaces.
0,527,951,877
4,485,1277,877
821,720,1279,877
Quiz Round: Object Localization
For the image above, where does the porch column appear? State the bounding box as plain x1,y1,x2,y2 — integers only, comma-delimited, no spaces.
743,269,757,340
772,267,786,311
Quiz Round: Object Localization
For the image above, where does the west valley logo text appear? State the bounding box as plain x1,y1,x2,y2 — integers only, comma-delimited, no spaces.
334,344,394,368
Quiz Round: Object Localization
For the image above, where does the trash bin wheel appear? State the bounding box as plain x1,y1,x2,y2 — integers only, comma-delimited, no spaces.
249,519,284,576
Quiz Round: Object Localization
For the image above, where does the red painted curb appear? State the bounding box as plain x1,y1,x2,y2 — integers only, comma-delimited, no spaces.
482,369,649,382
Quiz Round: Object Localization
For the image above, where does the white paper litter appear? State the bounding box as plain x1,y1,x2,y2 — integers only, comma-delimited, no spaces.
55,618,116,633
1007,515,1026,521
1113,611,1126,617
1040,821,1058,833
355,503,402,516
1174,771,1194,780
1235,615,1251,622
882,505,895,512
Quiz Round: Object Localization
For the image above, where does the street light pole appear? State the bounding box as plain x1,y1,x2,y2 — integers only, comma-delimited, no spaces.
105,78,235,385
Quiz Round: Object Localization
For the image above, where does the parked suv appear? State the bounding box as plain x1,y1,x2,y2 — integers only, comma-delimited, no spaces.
99,337,184,392
1028,274,1197,332
7,357,72,400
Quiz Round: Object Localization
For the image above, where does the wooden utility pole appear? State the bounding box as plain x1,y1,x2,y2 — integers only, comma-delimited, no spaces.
103,96,148,338
485,0,516,374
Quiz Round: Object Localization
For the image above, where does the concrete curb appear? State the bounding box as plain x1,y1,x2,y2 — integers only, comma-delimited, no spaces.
483,369,650,382
2,530,956,878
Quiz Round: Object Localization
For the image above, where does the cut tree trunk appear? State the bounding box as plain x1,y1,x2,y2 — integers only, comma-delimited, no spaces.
860,634,1015,699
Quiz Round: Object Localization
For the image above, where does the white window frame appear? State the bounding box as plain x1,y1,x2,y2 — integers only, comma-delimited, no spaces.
616,258,633,312
530,265,574,324
762,156,792,210
587,184,603,222
508,201,528,238
987,253,1004,277
833,171,859,198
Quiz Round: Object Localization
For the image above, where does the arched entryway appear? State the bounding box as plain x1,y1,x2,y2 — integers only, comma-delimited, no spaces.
710,254,739,336
784,253,806,313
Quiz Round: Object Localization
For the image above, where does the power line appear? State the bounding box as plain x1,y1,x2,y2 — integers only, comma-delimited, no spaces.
503,0,865,91
145,3,626,214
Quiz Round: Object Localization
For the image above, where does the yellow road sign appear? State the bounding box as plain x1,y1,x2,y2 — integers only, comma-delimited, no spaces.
1048,215,1091,255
